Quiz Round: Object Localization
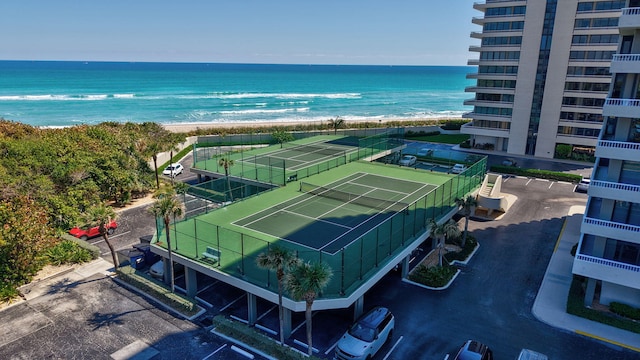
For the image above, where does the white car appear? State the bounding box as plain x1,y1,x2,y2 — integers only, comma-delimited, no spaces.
417,148,432,157
334,307,395,360
451,164,467,174
162,163,184,177
576,178,590,192
398,155,417,167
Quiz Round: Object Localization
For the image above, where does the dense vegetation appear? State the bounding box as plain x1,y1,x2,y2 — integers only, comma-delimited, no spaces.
0,120,185,300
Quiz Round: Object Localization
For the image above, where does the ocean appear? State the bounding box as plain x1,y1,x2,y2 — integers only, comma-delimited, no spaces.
0,61,474,128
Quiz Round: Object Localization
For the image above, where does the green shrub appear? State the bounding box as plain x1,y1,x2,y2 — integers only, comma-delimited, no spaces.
610,302,640,320
567,276,640,334
116,265,200,317
441,120,468,130
408,264,457,288
445,236,478,263
212,316,320,360
555,144,572,159
44,240,94,265
489,165,582,183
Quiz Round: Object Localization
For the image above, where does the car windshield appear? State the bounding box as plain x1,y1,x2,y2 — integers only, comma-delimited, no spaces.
348,322,376,342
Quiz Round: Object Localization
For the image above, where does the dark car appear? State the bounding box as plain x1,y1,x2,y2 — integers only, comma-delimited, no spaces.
453,340,493,360
501,158,518,167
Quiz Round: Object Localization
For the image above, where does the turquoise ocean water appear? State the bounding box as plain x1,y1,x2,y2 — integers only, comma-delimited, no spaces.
0,61,474,127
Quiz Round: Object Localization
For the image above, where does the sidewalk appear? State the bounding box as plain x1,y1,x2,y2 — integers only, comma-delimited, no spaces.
532,206,640,353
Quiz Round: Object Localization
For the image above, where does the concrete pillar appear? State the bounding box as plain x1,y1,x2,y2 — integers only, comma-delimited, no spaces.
162,258,170,285
282,307,292,340
354,296,364,321
185,267,198,298
584,278,597,307
247,293,257,325
401,256,410,278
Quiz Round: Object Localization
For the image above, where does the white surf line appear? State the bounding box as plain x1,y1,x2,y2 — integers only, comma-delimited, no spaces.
383,335,404,360
201,344,227,360
220,293,246,312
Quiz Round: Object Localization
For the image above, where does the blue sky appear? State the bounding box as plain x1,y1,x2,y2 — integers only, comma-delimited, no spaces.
1,0,479,65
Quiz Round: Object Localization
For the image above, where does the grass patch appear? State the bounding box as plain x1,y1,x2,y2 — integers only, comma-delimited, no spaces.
44,240,95,265
212,315,322,360
567,276,640,334
116,265,200,317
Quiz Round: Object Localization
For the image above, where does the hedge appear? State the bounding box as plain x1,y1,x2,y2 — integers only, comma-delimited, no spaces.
489,165,582,183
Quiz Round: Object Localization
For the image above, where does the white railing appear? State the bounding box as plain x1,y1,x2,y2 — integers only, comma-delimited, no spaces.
576,254,640,273
612,54,640,62
583,217,640,234
597,140,640,151
604,98,640,107
622,7,640,16
591,180,640,193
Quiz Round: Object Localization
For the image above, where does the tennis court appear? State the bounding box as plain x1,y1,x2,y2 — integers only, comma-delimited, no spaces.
234,172,436,254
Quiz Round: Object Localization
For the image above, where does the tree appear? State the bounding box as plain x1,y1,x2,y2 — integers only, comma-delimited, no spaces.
285,261,332,356
148,188,185,292
217,157,235,201
429,219,461,267
256,245,300,344
328,116,345,135
83,204,119,267
455,195,477,248
173,181,190,203
271,129,294,148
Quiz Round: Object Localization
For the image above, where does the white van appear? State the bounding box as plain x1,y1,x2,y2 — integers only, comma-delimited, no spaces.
334,307,394,360
517,348,548,360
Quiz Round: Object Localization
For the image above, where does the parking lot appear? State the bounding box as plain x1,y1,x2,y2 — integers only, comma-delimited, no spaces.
7,150,638,360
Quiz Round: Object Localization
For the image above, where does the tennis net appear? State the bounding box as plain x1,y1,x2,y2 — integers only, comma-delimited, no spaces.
299,182,408,212
283,143,347,156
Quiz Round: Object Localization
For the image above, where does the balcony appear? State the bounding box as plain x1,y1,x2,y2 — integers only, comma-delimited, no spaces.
581,217,640,244
460,122,510,138
596,140,640,162
602,98,640,118
619,8,640,34
589,180,640,203
573,254,640,289
610,54,640,74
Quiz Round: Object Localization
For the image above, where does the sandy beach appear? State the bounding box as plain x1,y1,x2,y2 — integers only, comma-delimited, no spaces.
162,117,464,133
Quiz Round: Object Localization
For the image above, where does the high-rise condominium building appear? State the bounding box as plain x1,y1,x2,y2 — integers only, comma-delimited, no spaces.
572,1,640,308
463,0,624,159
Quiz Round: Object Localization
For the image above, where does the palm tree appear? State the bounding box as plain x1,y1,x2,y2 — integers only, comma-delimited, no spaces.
173,181,190,203
328,116,345,135
455,195,477,247
83,204,119,267
217,157,235,201
256,245,300,344
285,261,332,356
148,188,185,292
429,219,461,267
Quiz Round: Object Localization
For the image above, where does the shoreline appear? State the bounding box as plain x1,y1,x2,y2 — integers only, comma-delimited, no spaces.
161,116,464,133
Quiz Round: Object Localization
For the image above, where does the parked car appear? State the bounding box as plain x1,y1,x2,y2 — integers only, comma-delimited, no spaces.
501,158,518,167
517,348,548,360
69,221,117,241
162,163,184,177
149,259,184,279
453,340,493,360
398,155,417,167
334,306,395,360
451,164,467,174
576,178,590,192
417,148,433,157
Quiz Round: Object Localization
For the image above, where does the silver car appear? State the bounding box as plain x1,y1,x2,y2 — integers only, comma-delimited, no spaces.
334,307,394,360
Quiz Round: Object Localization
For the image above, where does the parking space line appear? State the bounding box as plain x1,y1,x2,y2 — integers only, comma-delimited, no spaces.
325,339,340,355
525,179,532,186
89,230,131,245
256,305,277,322
383,335,404,360
202,344,227,360
220,293,246,312
231,345,255,358
548,182,554,189
197,281,219,294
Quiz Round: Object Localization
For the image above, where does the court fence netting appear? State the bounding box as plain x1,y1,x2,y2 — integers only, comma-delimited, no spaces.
153,158,487,300
192,129,405,187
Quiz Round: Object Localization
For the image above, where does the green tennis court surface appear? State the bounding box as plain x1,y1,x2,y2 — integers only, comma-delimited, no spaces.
234,172,436,254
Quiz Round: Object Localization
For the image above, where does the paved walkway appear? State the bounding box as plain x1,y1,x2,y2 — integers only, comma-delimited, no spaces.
532,206,640,353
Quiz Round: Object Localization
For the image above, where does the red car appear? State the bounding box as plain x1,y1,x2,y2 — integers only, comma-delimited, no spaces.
69,221,117,241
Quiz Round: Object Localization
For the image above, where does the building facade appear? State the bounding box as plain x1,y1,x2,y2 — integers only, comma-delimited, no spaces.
572,1,640,308
463,0,624,159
